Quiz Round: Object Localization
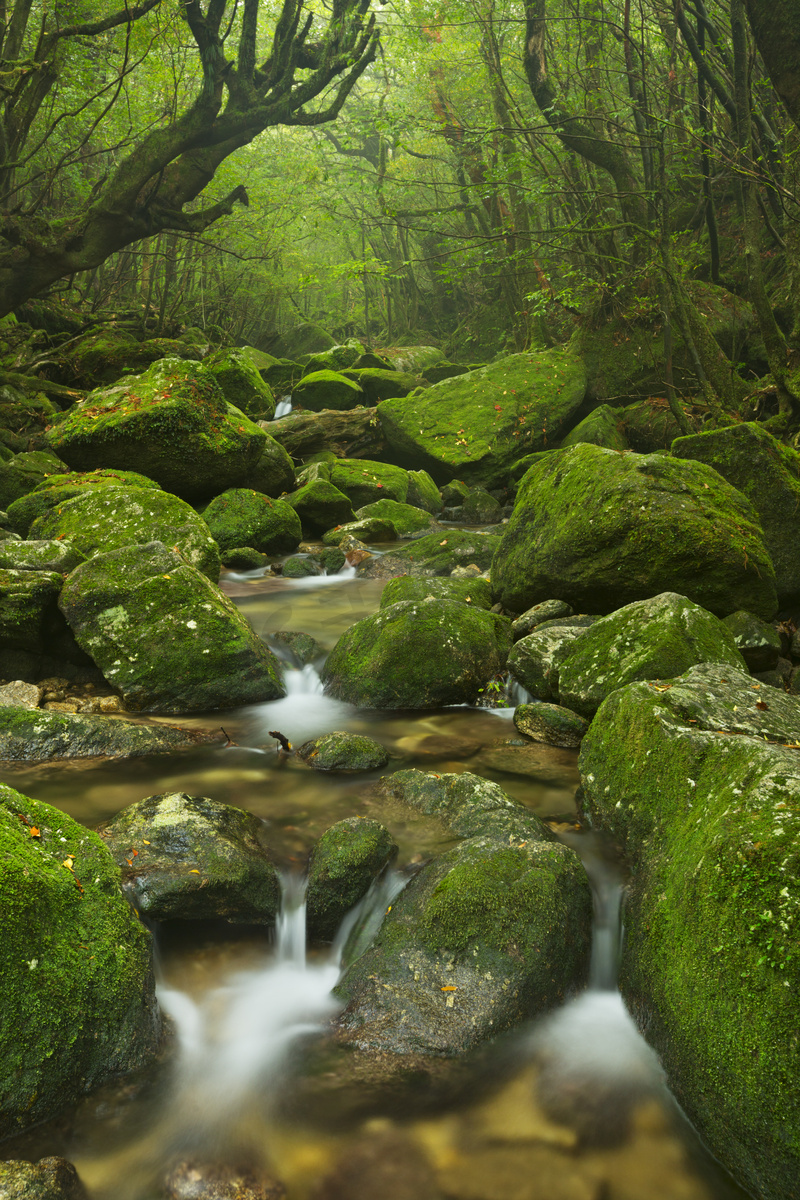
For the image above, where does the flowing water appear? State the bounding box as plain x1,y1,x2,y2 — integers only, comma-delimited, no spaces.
0,564,751,1200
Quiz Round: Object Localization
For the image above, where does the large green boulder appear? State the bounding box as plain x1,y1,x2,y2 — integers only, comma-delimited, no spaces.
240,431,296,498
274,322,335,359
59,542,285,713
201,348,276,419
0,539,86,574
329,458,410,507
0,451,69,509
201,489,301,555
45,360,267,501
57,328,197,387
335,772,591,1055
301,341,364,373
292,370,365,413
6,469,162,536
620,399,687,453
507,626,587,702
306,817,397,942
382,528,500,575
286,479,355,535
378,347,587,488
99,792,281,923
556,592,747,717
321,598,512,709
0,569,70,656
560,404,628,451
30,485,221,581
0,709,222,763
492,444,777,619
406,469,442,514
354,499,439,538
384,346,446,373
580,663,800,1200
672,422,800,607
341,367,418,403
380,575,493,611
0,783,160,1138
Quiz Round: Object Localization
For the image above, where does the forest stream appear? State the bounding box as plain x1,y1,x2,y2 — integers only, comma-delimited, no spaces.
0,555,752,1200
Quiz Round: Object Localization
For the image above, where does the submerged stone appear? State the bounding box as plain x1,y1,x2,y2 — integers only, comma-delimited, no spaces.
59,542,285,714
297,731,389,772
99,792,281,923
0,708,223,763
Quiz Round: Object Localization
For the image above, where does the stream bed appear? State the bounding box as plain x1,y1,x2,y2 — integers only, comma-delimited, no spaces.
0,566,752,1200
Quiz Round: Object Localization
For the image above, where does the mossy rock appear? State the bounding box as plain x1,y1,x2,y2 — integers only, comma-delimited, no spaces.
282,555,323,578
269,630,325,665
59,542,285,714
0,539,86,574
579,663,800,1200
45,360,267,502
297,732,390,772
221,547,268,570
380,575,493,611
274,322,335,360
99,792,281,923
240,431,296,499
0,387,60,437
201,348,276,420
286,479,355,536
561,404,628,452
267,407,385,462
329,459,410,507
491,444,778,619
321,517,396,544
0,709,222,763
301,341,365,373
0,451,69,510
512,599,574,641
461,488,502,524
340,367,419,403
292,370,365,413
423,363,470,384
384,346,446,373
261,358,303,395
0,568,65,655
672,422,800,607
723,609,782,672
6,469,161,536
555,592,747,718
201,488,301,555
352,351,393,370
354,499,438,538
31,485,221,581
406,469,442,514
0,1157,88,1199
385,529,500,575
620,399,688,453
513,702,589,748
321,598,512,709
0,783,160,1138
305,816,397,942
378,347,587,488
59,329,197,387
507,626,587,702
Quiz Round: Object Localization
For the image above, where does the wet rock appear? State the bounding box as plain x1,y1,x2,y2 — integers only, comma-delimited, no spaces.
202,489,301,557
222,548,269,570
0,568,64,655
59,542,285,714
514,703,589,748
163,1160,285,1200
239,433,296,499
306,816,398,942
286,480,355,536
0,708,223,763
302,341,364,373
512,600,574,641
0,784,161,1138
6,469,163,536
492,444,778,619
580,662,800,1199
293,369,365,412
380,575,493,611
406,469,442,514
461,488,502,524
201,348,276,420
329,459,411,508
507,627,587,702
340,367,419,404
269,630,324,665
320,546,346,573
310,1129,439,1200
0,680,43,708
560,403,629,452
556,592,746,718
281,555,323,578
31,485,221,581
441,480,470,506
722,608,782,672
354,499,441,538
0,1157,89,1199
321,599,512,709
99,792,281,923
380,529,501,576
0,450,69,509
265,407,385,462
46,359,268,502
0,539,87,574
297,731,389,772
321,517,397,544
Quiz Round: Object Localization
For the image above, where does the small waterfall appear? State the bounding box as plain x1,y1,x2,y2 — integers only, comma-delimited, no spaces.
507,678,533,706
273,397,292,419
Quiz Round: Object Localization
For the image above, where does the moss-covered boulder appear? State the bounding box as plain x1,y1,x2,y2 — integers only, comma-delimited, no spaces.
335,772,591,1055
301,341,364,373
6,469,162,536
406,469,442,514
378,347,587,488
59,542,285,713
30,485,221,580
57,328,197,388
555,592,747,718
306,817,397,943
384,346,446,374
266,407,385,462
561,404,628,451
579,663,800,1200
512,599,573,641
0,783,160,1138
492,444,777,619
354,499,440,538
321,598,512,709
286,479,355,535
513,702,588,748
671,422,800,607
274,322,335,360
321,516,396,544
341,367,418,403
98,792,281,923
507,626,587,702
1,569,67,655
241,431,296,498
380,575,493,611
292,370,365,413
380,529,500,575
723,609,782,672
0,539,86,574
329,458,410,507
0,1157,88,1200
297,731,389,772
0,709,222,763
201,489,301,555
201,348,276,420
461,487,502,524
0,450,69,509
45,360,267,501
619,399,687,453
281,554,322,578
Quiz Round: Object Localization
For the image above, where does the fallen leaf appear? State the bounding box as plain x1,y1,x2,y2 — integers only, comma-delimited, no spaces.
439,539,448,546
29,827,41,838
756,700,769,711
441,985,458,992
62,857,74,870
189,869,200,874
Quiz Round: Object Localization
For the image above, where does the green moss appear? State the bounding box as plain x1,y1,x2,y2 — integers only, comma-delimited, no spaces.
380,575,493,610
388,528,500,574
561,404,628,451
340,367,418,402
202,348,276,419
0,451,69,510
306,817,397,942
329,458,410,506
202,488,301,555
0,568,64,653
0,783,159,1137
356,499,438,537
286,479,354,536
